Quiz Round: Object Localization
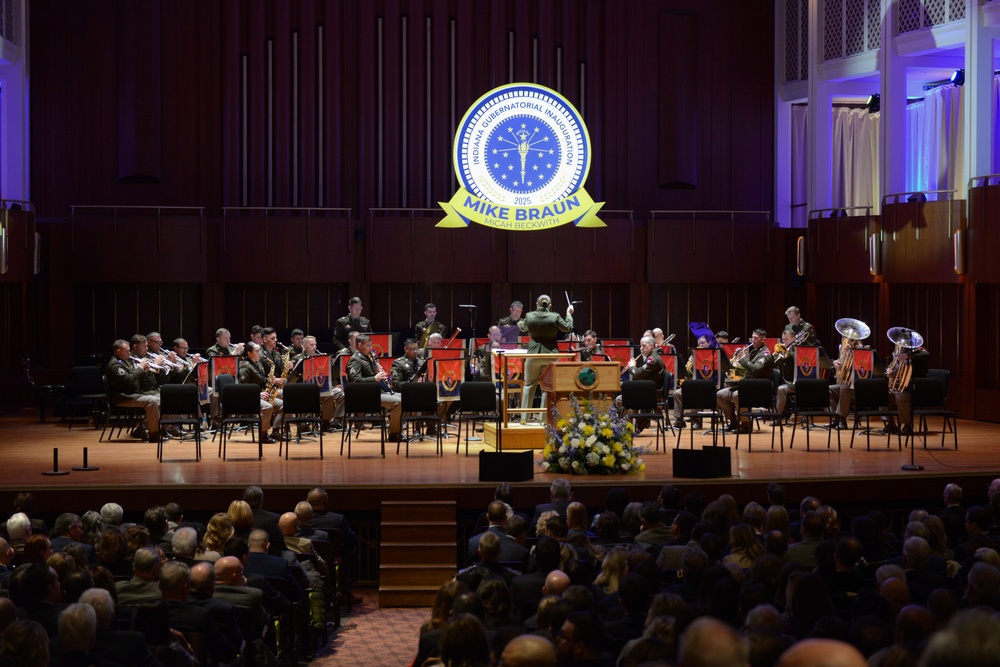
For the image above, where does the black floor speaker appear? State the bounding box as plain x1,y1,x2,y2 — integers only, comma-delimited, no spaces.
479,450,534,482
672,446,732,478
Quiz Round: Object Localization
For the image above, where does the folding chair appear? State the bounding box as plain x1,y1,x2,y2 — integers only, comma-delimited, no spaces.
456,381,501,455
68,365,108,430
675,379,726,448
100,375,144,441
789,378,840,451
849,378,902,451
157,384,202,461
734,378,783,452
399,382,443,457
341,382,386,458
907,378,958,450
218,383,264,461
620,380,666,452
280,383,324,460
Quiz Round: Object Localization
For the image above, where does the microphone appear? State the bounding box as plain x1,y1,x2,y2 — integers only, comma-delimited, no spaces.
459,304,478,309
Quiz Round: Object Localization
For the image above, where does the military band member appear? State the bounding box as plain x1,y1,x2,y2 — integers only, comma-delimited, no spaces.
205,328,245,357
169,338,204,384
497,301,524,327
625,336,665,434
774,329,797,424
652,328,677,356
289,335,344,430
237,342,282,444
334,297,372,352
348,334,402,441
519,294,574,424
288,328,305,358
784,306,817,346
473,327,504,379
249,325,264,347
829,337,863,430
885,345,930,435
576,330,607,362
106,339,161,441
415,303,448,348
144,331,181,386
717,328,773,434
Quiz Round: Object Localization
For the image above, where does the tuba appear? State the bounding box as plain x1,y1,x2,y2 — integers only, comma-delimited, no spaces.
886,327,923,393
834,318,871,386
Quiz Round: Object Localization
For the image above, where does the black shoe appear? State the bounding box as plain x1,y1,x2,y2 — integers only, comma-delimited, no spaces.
737,424,752,435
261,433,277,444
691,419,703,429
900,425,913,436
769,419,782,427
673,419,686,429
130,427,147,440
880,423,899,435
388,433,403,443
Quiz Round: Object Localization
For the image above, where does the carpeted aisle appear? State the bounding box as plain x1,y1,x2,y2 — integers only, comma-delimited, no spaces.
311,588,429,666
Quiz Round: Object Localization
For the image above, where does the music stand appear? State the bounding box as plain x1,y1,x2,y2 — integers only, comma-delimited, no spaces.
499,325,521,345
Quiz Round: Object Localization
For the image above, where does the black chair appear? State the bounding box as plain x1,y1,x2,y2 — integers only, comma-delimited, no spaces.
280,383,324,460
850,378,902,451
399,382,443,457
907,378,958,450
67,365,107,430
924,368,953,433
157,384,202,461
620,380,667,452
341,382,386,458
456,381,501,455
734,378,783,452
218,383,264,461
210,373,235,435
676,380,726,448
789,378,840,451
99,375,145,442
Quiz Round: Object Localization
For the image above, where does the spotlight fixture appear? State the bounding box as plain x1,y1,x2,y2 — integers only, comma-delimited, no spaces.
866,93,880,113
950,68,965,86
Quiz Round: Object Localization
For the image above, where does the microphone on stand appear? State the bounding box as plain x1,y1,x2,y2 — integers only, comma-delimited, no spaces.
459,304,478,309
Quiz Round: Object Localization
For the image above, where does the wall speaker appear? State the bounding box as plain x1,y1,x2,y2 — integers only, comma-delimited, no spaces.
672,447,732,478
479,450,534,482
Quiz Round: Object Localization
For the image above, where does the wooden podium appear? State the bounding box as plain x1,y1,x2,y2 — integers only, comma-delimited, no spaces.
541,361,622,422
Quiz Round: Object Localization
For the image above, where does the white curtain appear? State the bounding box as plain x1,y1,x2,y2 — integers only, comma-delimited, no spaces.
790,105,809,227
905,84,965,198
831,107,880,210
993,74,1000,175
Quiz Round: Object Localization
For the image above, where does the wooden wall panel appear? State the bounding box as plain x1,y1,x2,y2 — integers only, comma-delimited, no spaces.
807,214,879,283
968,185,1000,283
881,201,964,283
647,215,775,283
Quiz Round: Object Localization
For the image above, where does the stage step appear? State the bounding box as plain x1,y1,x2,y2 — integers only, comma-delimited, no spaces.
379,499,457,607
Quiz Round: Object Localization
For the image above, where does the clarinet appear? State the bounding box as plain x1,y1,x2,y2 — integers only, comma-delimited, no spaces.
372,351,394,394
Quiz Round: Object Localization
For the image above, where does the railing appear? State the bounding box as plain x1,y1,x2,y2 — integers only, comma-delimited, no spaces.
880,189,959,241
70,205,206,253
222,206,353,253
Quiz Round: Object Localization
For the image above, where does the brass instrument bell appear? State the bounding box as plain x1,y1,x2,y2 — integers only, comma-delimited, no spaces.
886,327,923,349
834,318,871,341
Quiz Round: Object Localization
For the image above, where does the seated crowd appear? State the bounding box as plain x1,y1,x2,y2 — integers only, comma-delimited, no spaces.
419,478,1000,667
0,485,358,666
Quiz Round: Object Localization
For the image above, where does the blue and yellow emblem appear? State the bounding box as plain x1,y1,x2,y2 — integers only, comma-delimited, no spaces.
439,83,604,230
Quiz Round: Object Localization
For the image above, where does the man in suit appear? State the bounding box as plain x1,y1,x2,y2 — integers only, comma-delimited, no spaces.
633,503,674,549
0,537,15,591
530,478,573,535
115,546,163,605
455,532,520,589
158,560,240,664
243,485,287,553
223,537,293,618
519,294,573,424
245,529,305,603
466,501,530,568
306,486,362,605
78,587,163,667
937,482,966,549
48,513,94,563
786,511,825,568
188,561,244,651
278,512,326,590
510,537,563,619
293,501,328,542
214,556,268,640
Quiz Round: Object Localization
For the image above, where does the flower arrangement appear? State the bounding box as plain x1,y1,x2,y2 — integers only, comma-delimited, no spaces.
541,395,646,475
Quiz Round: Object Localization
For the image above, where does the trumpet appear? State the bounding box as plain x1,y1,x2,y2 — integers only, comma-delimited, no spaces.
130,355,163,372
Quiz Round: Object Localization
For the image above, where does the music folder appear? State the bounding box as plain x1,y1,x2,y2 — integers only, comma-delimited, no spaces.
499,325,521,344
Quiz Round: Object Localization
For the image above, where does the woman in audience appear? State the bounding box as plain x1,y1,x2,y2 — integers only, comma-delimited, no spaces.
19,535,52,565
724,523,765,569
227,500,255,539
0,619,50,667
95,527,131,578
438,614,491,667
922,514,955,562
125,525,150,559
203,513,235,556
594,546,629,595
477,576,515,629
765,505,791,537
80,510,105,547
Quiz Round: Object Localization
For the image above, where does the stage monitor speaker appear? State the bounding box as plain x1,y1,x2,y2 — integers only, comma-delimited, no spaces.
672,447,731,478
479,450,534,482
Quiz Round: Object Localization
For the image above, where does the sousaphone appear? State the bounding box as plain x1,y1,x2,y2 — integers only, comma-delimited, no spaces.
886,327,923,349
835,318,871,341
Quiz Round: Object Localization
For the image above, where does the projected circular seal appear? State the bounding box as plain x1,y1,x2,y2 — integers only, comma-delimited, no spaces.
454,83,591,207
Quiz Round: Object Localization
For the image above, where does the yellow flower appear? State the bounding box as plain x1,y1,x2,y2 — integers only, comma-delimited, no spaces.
603,454,616,467
543,444,553,458
582,425,595,437
625,421,635,432
557,419,568,430
601,427,613,439
613,442,623,454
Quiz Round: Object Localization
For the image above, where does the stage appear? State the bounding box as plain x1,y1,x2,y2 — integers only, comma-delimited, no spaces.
2,408,999,520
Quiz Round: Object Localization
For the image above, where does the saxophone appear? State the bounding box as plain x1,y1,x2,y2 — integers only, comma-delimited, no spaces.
264,357,277,404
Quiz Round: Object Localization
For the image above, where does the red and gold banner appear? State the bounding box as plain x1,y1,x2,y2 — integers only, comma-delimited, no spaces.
197,362,210,404
428,349,463,381
721,343,742,360
303,355,333,396
661,354,678,392
369,333,392,357
604,346,633,373
209,355,238,389
339,355,351,384
794,346,819,380
852,348,874,386
436,358,464,401
494,352,524,386
694,349,720,388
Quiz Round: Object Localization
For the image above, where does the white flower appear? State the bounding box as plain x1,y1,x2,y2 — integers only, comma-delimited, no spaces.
600,444,610,455
570,438,581,448
585,434,597,447
621,462,631,471
559,457,570,469
586,452,600,466
571,460,582,470
540,461,550,471
558,445,567,454
568,417,576,425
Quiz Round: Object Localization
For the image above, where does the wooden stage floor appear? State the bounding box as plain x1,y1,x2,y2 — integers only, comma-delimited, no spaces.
2,408,999,516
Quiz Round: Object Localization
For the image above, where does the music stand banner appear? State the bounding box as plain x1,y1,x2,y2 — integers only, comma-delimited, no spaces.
369,333,393,357
556,340,574,353
794,346,819,381
338,355,351,384
694,349,720,388
197,362,210,404
429,348,463,381
765,337,780,353
603,345,633,372
852,348,874,387
304,355,333,396
493,352,523,388
721,343,743,360
376,357,394,377
209,355,239,390
436,358,464,401
661,354,678,393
